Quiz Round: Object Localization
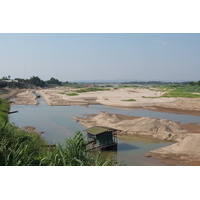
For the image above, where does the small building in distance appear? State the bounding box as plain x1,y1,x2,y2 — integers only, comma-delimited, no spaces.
83,126,118,151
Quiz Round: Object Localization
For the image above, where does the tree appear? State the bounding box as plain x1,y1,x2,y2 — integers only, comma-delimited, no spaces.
189,81,196,86
2,76,9,80
47,77,61,85
29,76,46,87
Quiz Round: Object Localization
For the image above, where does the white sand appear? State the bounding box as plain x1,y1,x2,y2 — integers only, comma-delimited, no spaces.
37,87,177,107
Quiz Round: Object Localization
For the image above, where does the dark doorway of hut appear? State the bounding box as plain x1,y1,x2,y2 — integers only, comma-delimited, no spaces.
83,126,118,151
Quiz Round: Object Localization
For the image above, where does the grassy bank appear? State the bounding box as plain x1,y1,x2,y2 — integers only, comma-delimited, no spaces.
0,98,9,122
0,98,116,166
151,84,200,98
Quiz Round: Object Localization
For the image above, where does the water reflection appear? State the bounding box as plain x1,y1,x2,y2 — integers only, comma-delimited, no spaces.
9,97,200,165
117,143,140,151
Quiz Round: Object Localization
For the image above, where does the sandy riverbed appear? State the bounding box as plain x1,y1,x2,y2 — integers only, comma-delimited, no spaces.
74,112,200,165
36,87,177,107
4,87,200,116
0,88,38,105
2,87,200,165
35,87,200,116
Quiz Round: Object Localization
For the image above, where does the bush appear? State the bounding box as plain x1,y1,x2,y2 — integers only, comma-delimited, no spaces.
0,98,117,166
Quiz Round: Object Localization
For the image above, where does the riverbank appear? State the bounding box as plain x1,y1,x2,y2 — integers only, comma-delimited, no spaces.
3,87,200,165
2,87,200,116
36,87,200,116
74,112,200,165
0,88,38,105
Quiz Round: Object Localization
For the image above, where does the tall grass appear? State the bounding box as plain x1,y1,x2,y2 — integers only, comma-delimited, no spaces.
0,98,116,166
39,132,116,166
0,121,46,166
0,98,9,122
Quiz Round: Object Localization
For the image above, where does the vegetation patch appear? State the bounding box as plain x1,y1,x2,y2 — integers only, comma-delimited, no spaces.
162,91,200,98
0,98,9,122
152,83,200,98
0,98,116,166
122,99,136,102
75,87,110,93
66,93,79,96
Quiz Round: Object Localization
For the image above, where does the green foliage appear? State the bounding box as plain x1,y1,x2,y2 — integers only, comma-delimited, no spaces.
39,132,114,166
121,99,136,101
175,85,200,93
58,92,79,96
0,121,46,166
75,87,110,93
162,91,200,98
30,76,46,87
0,122,115,166
0,98,118,166
190,81,200,86
0,98,9,122
46,77,61,85
151,83,200,98
66,93,79,96
1,76,9,80
0,100,116,166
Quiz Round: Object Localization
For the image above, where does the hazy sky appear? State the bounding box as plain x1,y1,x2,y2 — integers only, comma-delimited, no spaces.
0,33,200,82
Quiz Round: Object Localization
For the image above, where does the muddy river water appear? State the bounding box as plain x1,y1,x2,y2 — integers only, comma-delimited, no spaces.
9,97,200,166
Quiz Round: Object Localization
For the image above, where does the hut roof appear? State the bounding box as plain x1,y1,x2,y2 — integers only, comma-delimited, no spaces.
83,126,117,135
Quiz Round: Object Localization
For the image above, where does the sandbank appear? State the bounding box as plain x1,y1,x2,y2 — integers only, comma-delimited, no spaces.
36,87,200,115
74,112,200,165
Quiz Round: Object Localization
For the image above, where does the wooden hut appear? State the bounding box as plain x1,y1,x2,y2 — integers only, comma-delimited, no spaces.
83,126,118,151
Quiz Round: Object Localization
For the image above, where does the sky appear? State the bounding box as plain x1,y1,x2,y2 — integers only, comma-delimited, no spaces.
0,33,200,82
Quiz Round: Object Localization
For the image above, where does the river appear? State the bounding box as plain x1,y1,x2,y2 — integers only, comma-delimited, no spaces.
9,97,200,166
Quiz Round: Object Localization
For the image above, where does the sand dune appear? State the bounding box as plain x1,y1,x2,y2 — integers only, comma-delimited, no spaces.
74,111,200,164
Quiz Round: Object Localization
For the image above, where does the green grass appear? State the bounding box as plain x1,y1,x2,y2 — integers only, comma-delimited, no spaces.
162,91,200,98
0,98,117,166
121,99,136,102
58,92,79,96
66,93,79,96
75,87,110,93
150,84,200,98
0,98,9,122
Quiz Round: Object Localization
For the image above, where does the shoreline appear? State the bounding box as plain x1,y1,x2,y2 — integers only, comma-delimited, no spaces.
73,112,200,165
3,88,200,116
36,88,200,116
3,87,200,165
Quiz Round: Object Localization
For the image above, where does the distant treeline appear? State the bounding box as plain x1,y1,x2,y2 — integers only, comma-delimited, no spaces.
0,76,80,88
189,80,200,86
121,81,191,85
1,76,200,88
